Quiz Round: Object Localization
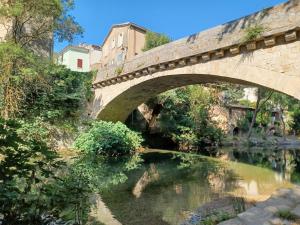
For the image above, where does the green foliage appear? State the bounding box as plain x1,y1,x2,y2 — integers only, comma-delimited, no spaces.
217,84,245,105
237,111,253,133
0,0,83,46
115,66,123,75
0,118,63,224
74,121,143,156
0,0,84,119
243,25,264,42
157,86,223,150
142,31,171,51
276,210,297,221
0,42,48,118
232,197,246,214
292,108,300,134
199,211,233,225
51,152,143,224
23,64,94,123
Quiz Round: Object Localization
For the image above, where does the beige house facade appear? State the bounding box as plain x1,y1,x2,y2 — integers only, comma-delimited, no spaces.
100,22,147,69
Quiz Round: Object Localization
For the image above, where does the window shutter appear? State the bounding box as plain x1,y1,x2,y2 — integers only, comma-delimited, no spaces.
77,59,83,68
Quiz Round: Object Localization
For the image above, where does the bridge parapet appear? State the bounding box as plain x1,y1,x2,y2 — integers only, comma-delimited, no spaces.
93,0,300,88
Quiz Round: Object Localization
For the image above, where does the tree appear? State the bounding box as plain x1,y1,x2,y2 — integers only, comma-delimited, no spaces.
247,88,274,138
142,31,171,51
0,0,83,119
157,85,223,150
0,0,83,51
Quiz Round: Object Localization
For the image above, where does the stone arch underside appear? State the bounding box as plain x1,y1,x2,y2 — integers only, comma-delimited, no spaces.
93,39,300,122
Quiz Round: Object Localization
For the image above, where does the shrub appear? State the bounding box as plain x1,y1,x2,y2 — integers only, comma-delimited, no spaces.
199,211,233,225
243,25,264,42
74,121,143,156
0,118,62,224
142,31,171,51
276,210,297,221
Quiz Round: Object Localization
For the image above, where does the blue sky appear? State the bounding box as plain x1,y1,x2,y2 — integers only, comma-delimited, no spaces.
55,0,286,52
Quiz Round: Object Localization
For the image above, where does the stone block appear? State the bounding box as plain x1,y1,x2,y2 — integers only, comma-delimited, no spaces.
230,47,240,55
264,37,276,46
148,66,157,73
168,62,176,68
202,54,210,61
291,204,300,218
246,42,257,50
218,218,243,225
159,64,167,70
215,50,224,58
285,31,297,42
238,207,273,225
189,56,199,64
178,59,187,66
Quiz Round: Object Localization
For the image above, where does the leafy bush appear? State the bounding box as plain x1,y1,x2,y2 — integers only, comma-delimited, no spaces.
142,31,171,51
243,25,264,42
0,118,62,224
74,121,143,156
292,108,300,134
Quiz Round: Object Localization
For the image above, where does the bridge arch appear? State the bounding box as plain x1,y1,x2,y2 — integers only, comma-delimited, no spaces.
92,38,300,122
92,0,300,122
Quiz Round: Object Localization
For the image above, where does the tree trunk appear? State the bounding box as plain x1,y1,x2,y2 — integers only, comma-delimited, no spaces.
280,108,286,140
247,89,261,139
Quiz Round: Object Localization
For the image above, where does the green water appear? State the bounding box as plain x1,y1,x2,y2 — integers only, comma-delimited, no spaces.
89,147,300,225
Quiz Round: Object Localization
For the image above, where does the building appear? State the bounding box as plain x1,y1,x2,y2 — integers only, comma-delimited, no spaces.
100,22,147,69
56,44,102,72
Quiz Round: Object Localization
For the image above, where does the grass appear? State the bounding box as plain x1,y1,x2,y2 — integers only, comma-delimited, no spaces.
243,25,264,42
276,210,297,221
115,67,123,75
198,211,234,225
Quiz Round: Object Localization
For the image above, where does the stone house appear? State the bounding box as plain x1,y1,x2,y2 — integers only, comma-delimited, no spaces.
100,22,147,69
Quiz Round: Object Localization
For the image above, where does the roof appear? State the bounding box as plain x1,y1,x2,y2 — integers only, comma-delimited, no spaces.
226,104,255,110
58,45,90,56
102,22,147,46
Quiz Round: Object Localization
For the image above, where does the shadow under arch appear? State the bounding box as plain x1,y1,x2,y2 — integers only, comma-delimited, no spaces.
96,73,297,122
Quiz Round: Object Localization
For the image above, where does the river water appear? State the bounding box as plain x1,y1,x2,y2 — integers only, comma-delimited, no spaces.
88,147,300,225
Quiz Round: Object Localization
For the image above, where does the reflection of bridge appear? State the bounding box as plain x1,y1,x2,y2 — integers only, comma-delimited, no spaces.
92,0,300,122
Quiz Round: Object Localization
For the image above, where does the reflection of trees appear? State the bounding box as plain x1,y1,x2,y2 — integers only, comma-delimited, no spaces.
56,153,143,225
212,147,300,183
98,150,300,225
100,152,239,225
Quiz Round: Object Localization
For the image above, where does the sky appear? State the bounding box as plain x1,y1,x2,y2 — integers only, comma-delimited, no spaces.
54,0,286,52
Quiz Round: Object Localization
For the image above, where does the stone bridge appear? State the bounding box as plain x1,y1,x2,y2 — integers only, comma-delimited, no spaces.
92,0,300,122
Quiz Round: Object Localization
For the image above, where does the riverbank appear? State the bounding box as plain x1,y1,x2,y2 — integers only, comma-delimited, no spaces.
219,186,300,225
222,136,300,148
181,186,300,225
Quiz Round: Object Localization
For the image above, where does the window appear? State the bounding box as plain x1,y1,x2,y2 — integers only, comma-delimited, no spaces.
77,59,83,68
117,32,124,47
111,38,116,49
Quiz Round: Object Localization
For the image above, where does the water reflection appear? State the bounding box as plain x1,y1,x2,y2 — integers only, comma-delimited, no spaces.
132,163,159,198
91,148,300,225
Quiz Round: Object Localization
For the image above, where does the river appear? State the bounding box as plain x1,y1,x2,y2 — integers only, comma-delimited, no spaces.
86,147,300,225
